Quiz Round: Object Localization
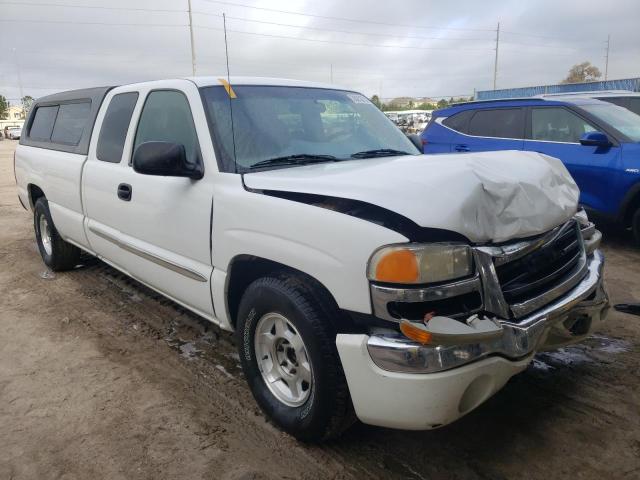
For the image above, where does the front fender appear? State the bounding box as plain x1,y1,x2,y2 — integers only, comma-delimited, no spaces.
211,177,407,321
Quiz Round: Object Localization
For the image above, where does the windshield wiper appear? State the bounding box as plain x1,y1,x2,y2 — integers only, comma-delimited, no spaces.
350,149,412,159
249,154,338,169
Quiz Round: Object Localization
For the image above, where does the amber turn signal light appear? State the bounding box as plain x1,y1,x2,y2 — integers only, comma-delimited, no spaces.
400,320,433,345
374,249,419,283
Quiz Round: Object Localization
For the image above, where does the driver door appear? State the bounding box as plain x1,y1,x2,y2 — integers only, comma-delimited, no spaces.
83,81,216,319
524,106,621,213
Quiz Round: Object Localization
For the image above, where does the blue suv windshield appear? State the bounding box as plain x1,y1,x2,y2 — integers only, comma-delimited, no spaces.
580,103,640,142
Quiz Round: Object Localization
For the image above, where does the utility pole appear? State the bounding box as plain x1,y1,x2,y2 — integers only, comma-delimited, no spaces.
604,34,610,81
493,22,500,90
187,0,196,76
12,48,24,115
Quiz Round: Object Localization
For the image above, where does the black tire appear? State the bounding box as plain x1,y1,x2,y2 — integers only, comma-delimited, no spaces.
236,274,354,442
33,197,81,271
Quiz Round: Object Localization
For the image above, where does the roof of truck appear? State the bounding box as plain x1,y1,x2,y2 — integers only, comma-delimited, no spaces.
32,77,347,105
33,86,114,106
187,76,344,90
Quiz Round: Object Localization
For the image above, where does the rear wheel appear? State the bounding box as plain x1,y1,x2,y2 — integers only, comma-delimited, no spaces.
34,197,81,271
236,274,354,441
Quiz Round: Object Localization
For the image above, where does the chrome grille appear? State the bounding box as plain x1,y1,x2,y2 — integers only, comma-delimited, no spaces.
473,220,589,320
495,220,583,305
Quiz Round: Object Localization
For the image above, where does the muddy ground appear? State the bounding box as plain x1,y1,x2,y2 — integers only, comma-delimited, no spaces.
1,139,639,480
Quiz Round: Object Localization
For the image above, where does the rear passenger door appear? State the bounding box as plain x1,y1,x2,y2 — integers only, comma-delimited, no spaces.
82,80,217,320
422,111,473,153
455,108,525,152
524,106,621,213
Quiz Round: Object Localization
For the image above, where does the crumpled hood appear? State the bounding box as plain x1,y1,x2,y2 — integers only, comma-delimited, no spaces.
243,150,580,243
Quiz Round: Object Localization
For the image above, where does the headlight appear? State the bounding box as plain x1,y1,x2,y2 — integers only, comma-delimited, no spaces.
367,243,473,284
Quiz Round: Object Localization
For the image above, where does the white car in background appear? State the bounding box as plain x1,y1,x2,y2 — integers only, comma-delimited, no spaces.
6,127,22,140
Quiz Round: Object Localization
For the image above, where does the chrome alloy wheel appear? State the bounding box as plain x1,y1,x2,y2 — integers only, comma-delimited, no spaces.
254,312,313,407
39,213,52,256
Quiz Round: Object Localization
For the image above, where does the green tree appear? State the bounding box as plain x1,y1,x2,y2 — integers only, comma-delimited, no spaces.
417,101,437,110
0,95,8,120
21,95,34,117
561,61,602,84
436,98,448,109
370,94,382,109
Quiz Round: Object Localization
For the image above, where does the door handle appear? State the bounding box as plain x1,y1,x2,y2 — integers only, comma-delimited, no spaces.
117,183,132,201
454,144,470,152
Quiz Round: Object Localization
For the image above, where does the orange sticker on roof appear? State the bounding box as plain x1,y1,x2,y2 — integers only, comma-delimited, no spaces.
218,78,237,99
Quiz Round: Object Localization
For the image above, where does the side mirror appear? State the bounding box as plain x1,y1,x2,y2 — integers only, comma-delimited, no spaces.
132,141,203,179
580,131,611,147
407,134,424,152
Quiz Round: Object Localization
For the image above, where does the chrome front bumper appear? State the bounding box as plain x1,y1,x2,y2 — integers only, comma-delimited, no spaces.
367,249,609,374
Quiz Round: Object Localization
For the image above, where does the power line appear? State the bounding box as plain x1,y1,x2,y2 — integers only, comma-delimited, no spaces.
198,0,495,32
201,13,600,51
499,40,586,50
197,5,602,51
195,12,494,42
0,18,187,27
499,46,601,58
500,29,595,43
195,24,493,52
0,1,185,13
0,0,610,48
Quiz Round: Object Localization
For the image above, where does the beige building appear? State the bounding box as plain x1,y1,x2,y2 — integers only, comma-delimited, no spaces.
1,105,26,131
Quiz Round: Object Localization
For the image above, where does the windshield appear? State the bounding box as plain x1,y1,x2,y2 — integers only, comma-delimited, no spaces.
598,97,640,116
580,103,640,142
200,85,419,172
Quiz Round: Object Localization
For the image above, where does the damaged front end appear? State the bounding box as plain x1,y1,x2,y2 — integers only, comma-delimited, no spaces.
335,212,608,430
366,212,609,375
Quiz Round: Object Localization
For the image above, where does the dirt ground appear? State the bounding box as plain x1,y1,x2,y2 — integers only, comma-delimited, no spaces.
1,139,639,480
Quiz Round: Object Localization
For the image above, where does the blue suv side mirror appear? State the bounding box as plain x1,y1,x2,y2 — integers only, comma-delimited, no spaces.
580,131,611,147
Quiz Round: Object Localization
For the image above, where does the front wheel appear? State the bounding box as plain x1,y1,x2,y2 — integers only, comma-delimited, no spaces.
34,197,81,271
236,275,354,441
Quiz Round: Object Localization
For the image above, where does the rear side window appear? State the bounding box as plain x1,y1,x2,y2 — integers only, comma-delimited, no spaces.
29,105,59,141
51,102,91,145
467,108,524,138
133,90,200,166
97,92,139,163
442,110,474,133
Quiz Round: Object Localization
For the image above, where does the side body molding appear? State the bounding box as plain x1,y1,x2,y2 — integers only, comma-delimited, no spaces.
89,225,208,282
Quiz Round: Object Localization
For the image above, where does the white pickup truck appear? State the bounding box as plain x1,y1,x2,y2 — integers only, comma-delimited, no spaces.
15,77,609,441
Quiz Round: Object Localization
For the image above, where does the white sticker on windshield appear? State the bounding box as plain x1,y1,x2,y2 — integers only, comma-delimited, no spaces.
347,93,369,104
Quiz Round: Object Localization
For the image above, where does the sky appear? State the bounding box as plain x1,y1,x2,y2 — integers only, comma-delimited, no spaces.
1,0,639,105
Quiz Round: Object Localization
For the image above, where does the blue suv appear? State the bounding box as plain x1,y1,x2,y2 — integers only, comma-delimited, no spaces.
421,97,640,241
